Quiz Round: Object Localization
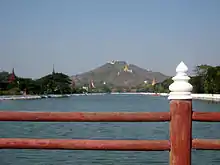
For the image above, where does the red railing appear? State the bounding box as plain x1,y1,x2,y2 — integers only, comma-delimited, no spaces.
0,99,220,165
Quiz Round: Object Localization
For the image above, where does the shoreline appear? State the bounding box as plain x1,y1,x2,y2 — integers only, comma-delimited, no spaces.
0,93,219,102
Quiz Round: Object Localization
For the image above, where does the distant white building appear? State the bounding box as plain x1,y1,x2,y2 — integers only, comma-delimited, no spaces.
82,86,88,91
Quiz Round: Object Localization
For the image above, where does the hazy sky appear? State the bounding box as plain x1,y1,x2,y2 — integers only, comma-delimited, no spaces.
0,0,219,78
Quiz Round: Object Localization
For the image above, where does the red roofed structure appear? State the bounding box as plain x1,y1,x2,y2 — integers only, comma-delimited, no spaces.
8,68,16,83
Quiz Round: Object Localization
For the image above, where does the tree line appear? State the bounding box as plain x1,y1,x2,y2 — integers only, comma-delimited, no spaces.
0,64,219,95
0,71,72,95
154,65,220,94
0,70,112,95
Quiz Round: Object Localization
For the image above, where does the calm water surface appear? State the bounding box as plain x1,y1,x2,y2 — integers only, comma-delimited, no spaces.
0,94,220,165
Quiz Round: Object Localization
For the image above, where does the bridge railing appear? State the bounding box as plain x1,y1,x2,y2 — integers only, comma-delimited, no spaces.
0,61,220,165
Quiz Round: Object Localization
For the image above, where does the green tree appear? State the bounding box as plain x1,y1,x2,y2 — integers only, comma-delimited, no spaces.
203,66,220,94
37,73,72,94
189,76,204,93
102,85,111,93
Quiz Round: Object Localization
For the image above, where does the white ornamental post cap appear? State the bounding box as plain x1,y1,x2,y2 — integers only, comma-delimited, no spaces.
168,61,193,100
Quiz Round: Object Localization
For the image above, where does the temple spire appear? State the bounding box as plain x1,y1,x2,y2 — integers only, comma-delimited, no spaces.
8,68,16,83
12,68,15,74
52,64,55,74
152,78,156,86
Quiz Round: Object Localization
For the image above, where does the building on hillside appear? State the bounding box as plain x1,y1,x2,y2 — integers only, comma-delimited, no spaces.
123,64,132,73
89,80,95,88
108,60,116,65
144,80,148,84
152,78,156,86
82,86,88,92
130,88,137,92
111,88,117,92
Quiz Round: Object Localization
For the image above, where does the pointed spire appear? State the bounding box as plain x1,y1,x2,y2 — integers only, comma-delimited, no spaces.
152,78,156,86
8,68,16,83
52,64,55,74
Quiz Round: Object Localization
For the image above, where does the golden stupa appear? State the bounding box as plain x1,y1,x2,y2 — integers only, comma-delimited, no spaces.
123,64,129,72
152,78,156,86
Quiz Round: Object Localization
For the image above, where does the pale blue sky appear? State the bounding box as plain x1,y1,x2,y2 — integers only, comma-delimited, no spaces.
0,0,219,78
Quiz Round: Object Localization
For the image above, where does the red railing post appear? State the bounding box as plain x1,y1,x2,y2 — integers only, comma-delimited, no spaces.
168,62,193,165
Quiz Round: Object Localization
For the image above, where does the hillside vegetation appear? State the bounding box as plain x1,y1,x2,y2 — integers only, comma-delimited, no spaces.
72,61,169,88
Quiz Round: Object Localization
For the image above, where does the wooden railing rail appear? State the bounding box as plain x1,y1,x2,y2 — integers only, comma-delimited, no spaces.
1,111,220,122
192,139,220,150
192,112,220,122
0,111,170,122
0,62,219,165
0,138,170,151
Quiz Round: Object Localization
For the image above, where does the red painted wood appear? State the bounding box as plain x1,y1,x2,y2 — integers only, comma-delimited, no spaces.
192,139,220,150
170,100,192,165
0,111,170,122
0,138,170,151
192,112,220,122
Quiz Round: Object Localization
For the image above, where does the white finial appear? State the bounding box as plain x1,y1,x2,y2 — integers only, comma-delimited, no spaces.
176,61,188,73
168,62,193,100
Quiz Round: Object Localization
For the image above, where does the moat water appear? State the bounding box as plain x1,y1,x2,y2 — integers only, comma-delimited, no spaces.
0,94,220,165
